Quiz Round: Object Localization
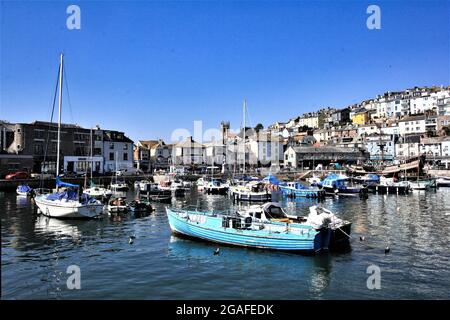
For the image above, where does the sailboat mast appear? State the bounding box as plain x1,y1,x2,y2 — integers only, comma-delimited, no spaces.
90,127,93,180
243,99,246,175
56,53,63,177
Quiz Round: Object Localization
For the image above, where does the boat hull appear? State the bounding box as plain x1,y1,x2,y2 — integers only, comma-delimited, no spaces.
166,208,326,252
279,186,325,198
35,196,104,219
205,187,228,195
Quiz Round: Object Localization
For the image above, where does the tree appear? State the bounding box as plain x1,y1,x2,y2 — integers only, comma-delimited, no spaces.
254,123,264,132
443,125,450,136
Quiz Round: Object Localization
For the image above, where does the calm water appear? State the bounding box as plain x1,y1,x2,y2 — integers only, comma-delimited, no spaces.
1,187,450,300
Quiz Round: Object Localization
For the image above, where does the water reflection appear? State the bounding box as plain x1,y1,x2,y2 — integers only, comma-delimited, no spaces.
2,187,450,299
167,234,334,297
35,215,82,240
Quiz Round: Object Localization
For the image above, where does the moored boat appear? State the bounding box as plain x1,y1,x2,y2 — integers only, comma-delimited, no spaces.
321,173,368,197
436,177,450,187
166,203,351,252
35,178,104,219
107,197,128,214
230,181,271,202
83,181,113,199
279,182,325,199
204,179,229,195
16,184,33,196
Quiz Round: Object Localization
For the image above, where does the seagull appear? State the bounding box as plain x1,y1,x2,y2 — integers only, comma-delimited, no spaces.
129,237,134,245
360,236,365,241
213,248,220,255
385,246,390,254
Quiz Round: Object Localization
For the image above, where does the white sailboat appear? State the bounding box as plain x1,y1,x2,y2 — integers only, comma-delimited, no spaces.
83,128,112,199
34,54,104,219
110,152,129,191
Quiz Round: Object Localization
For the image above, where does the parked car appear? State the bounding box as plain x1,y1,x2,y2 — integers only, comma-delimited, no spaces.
5,171,29,180
30,172,55,179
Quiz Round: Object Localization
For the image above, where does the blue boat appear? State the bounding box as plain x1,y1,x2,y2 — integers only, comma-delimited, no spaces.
353,174,380,185
16,184,33,196
321,173,368,197
279,182,325,198
166,203,351,252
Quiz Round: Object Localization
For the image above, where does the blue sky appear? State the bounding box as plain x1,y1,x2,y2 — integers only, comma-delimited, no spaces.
1,0,449,142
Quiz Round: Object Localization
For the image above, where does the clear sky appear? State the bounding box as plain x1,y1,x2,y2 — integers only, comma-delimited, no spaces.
1,0,449,142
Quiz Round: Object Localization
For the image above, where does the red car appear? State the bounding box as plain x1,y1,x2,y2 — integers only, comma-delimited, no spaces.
5,171,29,180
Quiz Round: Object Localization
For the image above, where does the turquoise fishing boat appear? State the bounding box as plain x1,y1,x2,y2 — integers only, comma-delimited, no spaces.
279,182,325,198
166,203,351,252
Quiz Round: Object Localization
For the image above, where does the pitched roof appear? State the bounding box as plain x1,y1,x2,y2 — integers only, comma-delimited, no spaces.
138,140,160,149
174,136,204,148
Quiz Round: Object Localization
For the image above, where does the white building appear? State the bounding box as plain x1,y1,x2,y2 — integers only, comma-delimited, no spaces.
409,95,435,115
395,136,420,159
364,134,396,161
248,134,284,166
99,130,134,172
380,124,400,135
398,115,426,136
357,124,380,137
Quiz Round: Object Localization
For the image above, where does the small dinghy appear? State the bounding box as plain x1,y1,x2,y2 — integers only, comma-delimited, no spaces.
16,184,33,196
128,200,154,214
230,181,271,202
204,179,229,195
148,194,172,203
107,197,128,214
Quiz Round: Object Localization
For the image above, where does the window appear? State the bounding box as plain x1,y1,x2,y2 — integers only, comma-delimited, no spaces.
123,153,128,161
109,153,114,161
110,142,114,149
34,130,44,139
34,144,44,155
123,144,128,150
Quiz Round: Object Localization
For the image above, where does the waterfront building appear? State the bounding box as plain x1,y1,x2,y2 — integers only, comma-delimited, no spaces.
395,135,421,160
284,145,368,169
133,140,155,171
364,133,397,162
0,120,92,174
172,136,205,166
247,133,284,167
93,128,134,173
204,140,227,166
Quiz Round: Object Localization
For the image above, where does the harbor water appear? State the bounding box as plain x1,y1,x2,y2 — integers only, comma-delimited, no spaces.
1,187,450,299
